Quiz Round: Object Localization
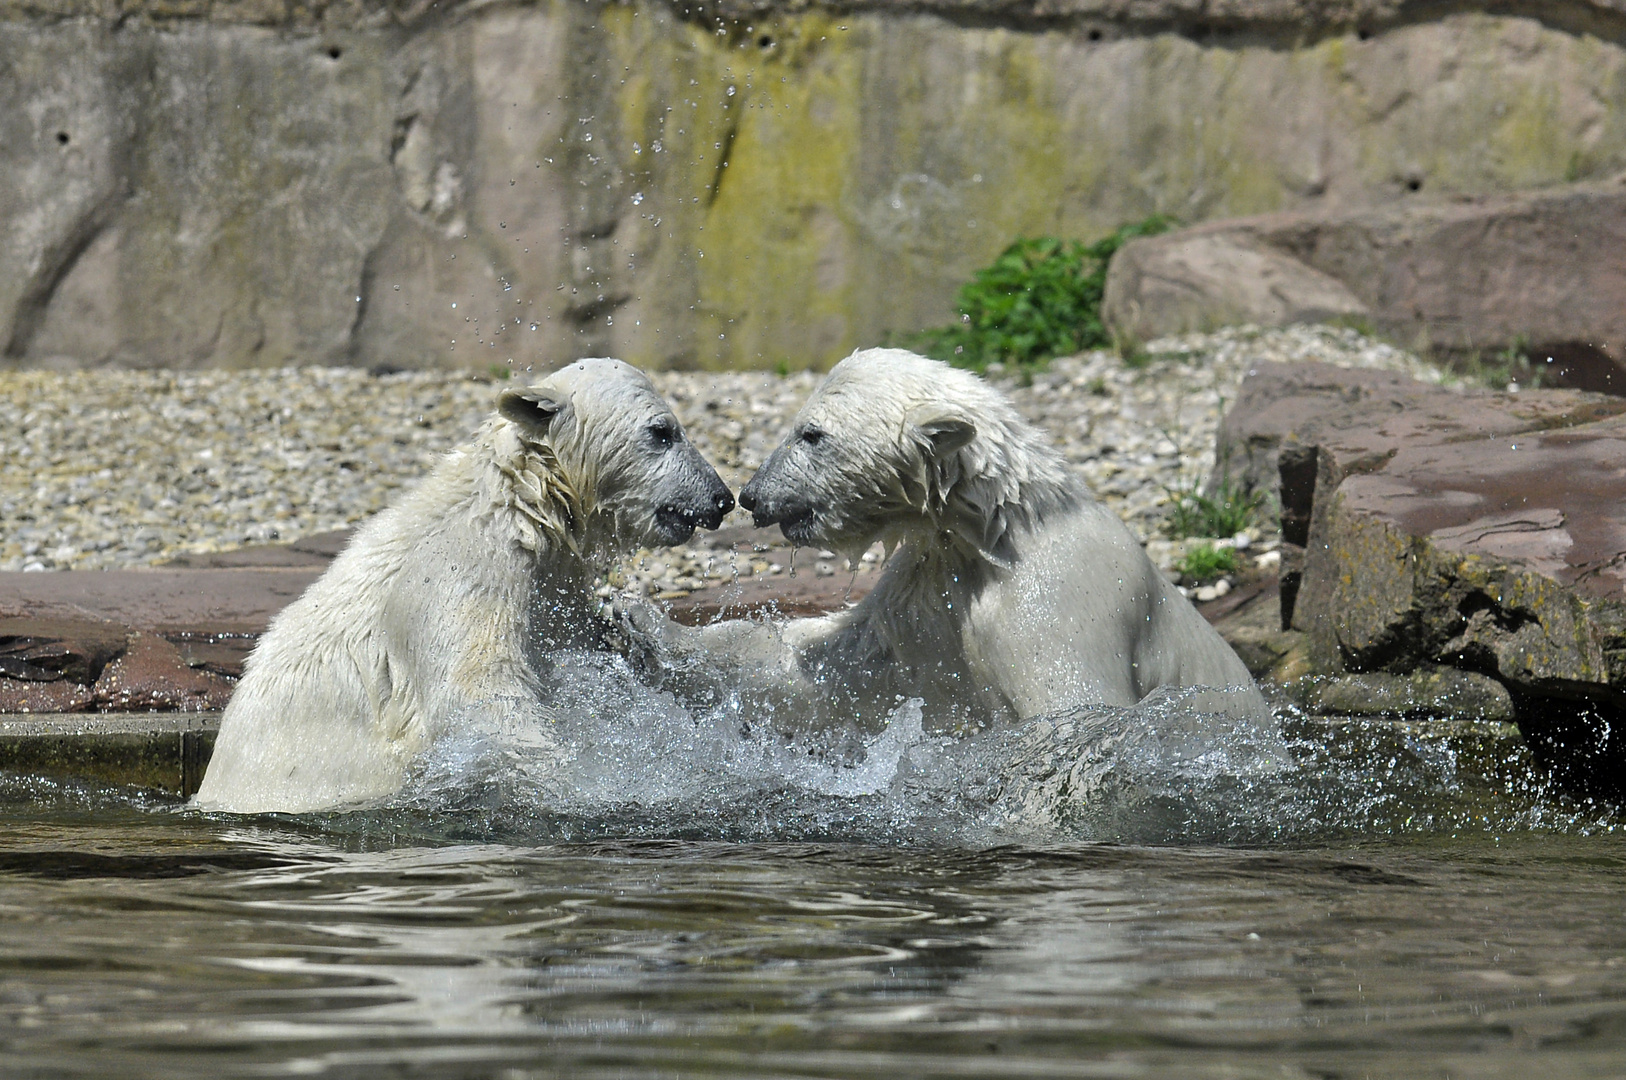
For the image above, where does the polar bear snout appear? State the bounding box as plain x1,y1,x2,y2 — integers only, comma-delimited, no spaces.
655,487,734,533
737,476,817,540
647,450,734,544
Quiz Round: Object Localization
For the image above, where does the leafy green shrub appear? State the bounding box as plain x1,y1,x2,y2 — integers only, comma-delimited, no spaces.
1176,542,1239,585
891,216,1171,372
1162,475,1263,540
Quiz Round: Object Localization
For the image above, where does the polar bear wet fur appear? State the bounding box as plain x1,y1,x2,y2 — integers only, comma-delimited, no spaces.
193,359,733,814
652,347,1263,730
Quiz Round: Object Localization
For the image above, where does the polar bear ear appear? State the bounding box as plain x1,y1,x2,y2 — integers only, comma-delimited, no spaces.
906,406,976,459
497,388,566,434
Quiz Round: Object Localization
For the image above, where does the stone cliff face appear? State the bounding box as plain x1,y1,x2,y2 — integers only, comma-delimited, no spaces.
4,0,1626,370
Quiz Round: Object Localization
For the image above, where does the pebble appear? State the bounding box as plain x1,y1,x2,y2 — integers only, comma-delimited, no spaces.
0,326,1447,597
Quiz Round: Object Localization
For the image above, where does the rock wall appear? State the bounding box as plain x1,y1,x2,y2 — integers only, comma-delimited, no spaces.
6,0,1626,371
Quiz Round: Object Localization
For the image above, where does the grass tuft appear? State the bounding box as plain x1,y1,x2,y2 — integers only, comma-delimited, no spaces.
1163,474,1263,540
1176,542,1239,585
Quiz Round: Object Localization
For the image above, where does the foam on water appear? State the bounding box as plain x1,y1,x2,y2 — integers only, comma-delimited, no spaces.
282,649,1623,848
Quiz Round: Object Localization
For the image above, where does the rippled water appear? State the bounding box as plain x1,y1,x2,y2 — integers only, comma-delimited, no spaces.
4,681,1626,1078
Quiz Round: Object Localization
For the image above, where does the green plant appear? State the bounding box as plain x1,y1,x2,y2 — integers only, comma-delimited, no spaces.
1163,474,1263,540
1454,337,1545,391
1176,542,1239,585
488,363,513,381
889,216,1172,373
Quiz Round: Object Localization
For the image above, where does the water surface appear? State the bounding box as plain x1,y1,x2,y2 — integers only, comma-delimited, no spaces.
2,693,1624,1079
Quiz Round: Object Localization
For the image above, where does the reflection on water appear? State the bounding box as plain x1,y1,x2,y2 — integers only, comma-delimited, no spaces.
2,678,1625,1078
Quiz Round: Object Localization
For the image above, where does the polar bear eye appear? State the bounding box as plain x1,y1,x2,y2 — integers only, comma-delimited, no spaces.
799,425,826,447
648,420,679,449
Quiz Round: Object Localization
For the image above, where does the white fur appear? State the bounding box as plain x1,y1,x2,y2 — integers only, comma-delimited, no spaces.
653,348,1265,731
194,359,727,814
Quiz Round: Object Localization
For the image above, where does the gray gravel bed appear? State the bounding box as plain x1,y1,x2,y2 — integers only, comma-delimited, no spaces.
0,326,1446,597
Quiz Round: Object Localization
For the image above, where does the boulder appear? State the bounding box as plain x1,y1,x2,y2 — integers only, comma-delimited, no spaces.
1217,361,1626,797
1103,232,1370,343
1212,362,1626,629
1106,184,1626,386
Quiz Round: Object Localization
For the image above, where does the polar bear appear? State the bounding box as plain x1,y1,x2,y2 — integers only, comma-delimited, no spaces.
638,347,1263,732
193,359,734,815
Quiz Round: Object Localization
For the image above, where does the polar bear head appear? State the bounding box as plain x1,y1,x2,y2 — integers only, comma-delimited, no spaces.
738,348,1077,566
497,358,733,550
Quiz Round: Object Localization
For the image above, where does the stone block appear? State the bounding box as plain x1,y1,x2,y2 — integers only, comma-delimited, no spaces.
1106,184,1626,379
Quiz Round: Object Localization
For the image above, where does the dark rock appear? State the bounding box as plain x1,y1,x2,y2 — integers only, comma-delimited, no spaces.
0,712,217,796
1304,667,1515,721
1299,419,1626,693
167,636,255,679
1212,361,1626,629
91,632,234,712
1106,184,1626,375
0,617,130,684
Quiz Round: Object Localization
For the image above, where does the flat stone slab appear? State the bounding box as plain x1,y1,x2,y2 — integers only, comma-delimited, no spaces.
0,568,323,635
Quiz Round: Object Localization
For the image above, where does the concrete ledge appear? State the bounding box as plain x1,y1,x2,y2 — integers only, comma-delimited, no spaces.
0,712,218,797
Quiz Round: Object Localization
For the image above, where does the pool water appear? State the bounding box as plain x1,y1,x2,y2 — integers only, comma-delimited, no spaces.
2,694,1624,1079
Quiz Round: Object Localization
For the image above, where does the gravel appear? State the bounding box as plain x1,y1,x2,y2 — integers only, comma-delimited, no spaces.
0,325,1446,596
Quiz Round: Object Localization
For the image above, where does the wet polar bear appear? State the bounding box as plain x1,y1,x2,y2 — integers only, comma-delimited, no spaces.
194,359,734,814
643,348,1263,731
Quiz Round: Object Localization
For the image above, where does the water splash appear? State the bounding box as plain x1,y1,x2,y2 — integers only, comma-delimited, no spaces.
244,647,1620,849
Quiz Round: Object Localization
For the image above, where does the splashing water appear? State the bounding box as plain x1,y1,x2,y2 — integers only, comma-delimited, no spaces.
283,649,1623,848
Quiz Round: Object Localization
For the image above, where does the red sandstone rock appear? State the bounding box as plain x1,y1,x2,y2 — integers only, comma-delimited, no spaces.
1106,184,1626,384
0,678,95,714
91,633,235,712
0,568,323,636
1217,361,1626,691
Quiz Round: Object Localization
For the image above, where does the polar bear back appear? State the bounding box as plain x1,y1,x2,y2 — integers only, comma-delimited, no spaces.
959,500,1256,717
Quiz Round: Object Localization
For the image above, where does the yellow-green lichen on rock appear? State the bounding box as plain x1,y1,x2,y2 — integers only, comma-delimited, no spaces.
6,3,1626,370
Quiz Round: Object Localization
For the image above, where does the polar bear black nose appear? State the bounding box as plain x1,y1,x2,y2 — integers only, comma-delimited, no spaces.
737,486,758,513
714,491,735,515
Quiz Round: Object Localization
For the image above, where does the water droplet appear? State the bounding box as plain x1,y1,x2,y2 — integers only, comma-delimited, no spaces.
583,132,592,142
631,191,644,205
451,303,457,309
726,85,736,96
